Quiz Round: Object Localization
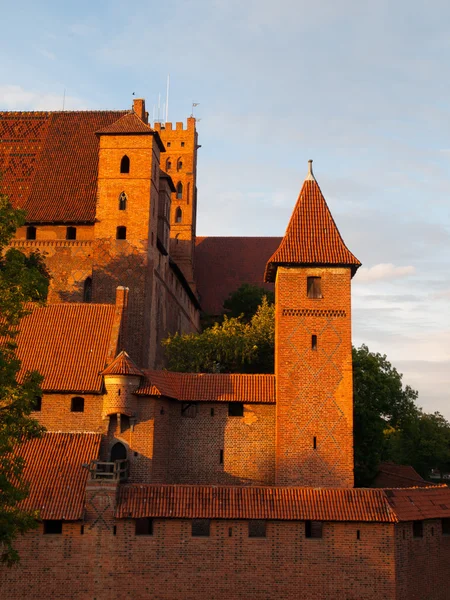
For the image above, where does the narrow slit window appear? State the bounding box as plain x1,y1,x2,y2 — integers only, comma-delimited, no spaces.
248,520,266,538
192,519,210,537
219,449,224,464
120,155,130,174
66,226,77,240
116,226,127,240
307,276,322,299
181,141,185,147
83,277,92,303
356,529,361,540
176,182,183,199
313,436,317,450
118,192,127,211
26,226,36,240
312,335,317,350
71,396,84,413
305,520,323,539
175,207,182,223
135,518,153,536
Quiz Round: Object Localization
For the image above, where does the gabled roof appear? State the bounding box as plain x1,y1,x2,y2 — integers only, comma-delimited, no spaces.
13,303,117,392
372,462,429,488
136,371,275,403
195,237,281,315
0,110,126,223
102,350,144,377
116,485,396,522
264,162,361,282
17,432,101,520
96,112,165,151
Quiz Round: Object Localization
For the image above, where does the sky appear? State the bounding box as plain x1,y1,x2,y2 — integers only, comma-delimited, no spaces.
1,0,450,417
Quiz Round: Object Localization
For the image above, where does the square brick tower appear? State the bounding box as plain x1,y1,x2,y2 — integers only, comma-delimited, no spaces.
265,161,361,488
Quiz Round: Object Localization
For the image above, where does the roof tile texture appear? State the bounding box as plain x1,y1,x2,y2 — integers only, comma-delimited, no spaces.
265,178,361,282
0,111,126,222
17,432,101,520
195,237,281,315
102,350,144,377
14,303,116,392
385,486,450,521
116,485,396,522
137,371,275,403
96,112,154,135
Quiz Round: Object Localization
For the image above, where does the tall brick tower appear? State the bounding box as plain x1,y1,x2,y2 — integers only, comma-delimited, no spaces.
265,161,361,488
154,118,199,290
94,99,165,366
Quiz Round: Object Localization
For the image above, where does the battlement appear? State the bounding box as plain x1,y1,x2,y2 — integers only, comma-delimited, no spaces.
153,117,196,132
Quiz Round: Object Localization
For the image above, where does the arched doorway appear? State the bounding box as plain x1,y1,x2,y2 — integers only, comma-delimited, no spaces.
110,441,127,462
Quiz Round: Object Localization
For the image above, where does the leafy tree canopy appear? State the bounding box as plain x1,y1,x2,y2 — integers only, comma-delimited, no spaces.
223,283,274,322
0,193,49,565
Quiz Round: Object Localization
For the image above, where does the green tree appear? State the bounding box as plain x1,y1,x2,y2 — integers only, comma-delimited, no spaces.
0,192,49,565
223,284,274,322
163,298,275,373
352,344,419,486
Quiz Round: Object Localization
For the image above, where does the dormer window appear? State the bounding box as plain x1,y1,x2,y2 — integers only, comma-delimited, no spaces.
176,182,183,199
120,155,130,174
307,276,322,299
175,207,182,223
119,192,127,211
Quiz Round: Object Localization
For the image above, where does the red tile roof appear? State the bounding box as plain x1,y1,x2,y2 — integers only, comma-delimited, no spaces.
264,172,361,282
195,237,281,315
96,111,155,135
13,303,117,392
372,463,429,488
385,486,450,521
136,372,275,403
0,110,126,223
116,485,396,522
17,432,101,520
102,350,144,377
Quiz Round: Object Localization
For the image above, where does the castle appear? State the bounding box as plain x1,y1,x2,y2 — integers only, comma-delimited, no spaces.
1,99,450,599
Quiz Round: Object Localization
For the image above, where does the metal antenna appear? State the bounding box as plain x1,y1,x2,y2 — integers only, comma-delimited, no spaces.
165,74,170,123
62,88,66,111
191,102,199,117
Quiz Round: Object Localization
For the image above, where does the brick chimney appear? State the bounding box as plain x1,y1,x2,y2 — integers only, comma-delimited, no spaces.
133,98,146,122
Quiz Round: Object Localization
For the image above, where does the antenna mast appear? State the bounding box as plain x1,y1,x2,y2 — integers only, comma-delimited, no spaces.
165,74,170,123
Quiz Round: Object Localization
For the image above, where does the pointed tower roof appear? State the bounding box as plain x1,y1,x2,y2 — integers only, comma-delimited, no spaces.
264,161,361,282
101,350,144,377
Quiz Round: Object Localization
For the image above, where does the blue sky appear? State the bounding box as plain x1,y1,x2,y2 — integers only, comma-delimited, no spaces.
2,0,450,417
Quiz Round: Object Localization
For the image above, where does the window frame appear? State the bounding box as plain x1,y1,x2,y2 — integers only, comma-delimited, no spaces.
191,519,210,537
248,520,267,538
228,402,244,417
43,520,63,535
307,276,323,299
120,155,130,174
305,520,323,539
116,226,127,240
135,518,153,536
70,396,85,413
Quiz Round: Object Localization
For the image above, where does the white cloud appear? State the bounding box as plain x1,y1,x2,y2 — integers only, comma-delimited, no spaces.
354,263,416,283
38,48,56,61
0,85,88,111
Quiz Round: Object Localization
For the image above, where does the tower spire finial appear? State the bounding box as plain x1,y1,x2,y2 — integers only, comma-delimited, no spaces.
306,159,315,181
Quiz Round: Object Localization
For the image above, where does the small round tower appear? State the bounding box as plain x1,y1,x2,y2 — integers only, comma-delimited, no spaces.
101,350,144,419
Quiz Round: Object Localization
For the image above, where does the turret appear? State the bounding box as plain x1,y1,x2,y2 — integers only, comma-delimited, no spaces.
101,350,144,420
266,160,361,488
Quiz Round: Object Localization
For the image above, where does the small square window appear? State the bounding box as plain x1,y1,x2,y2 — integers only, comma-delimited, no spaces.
248,520,266,538
71,397,84,412
192,519,210,537
66,226,77,240
228,403,244,417
305,520,323,539
135,518,153,536
167,142,171,147
307,276,322,299
44,520,63,535
32,396,42,412
413,521,423,538
442,518,450,535
181,402,197,418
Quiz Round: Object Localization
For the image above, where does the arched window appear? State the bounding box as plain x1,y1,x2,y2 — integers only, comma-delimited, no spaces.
116,226,127,240
166,158,172,171
175,207,182,223
83,277,92,303
26,226,36,240
177,158,183,171
111,442,127,461
120,155,130,174
176,182,183,199
71,397,84,412
66,226,77,240
118,192,127,211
